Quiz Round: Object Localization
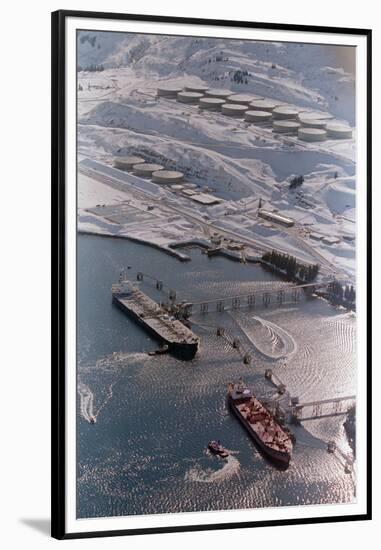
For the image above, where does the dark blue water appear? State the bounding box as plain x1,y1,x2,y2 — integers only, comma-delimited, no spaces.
77,234,355,519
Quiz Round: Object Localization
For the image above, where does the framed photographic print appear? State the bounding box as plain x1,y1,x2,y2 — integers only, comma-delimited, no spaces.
51,9,372,539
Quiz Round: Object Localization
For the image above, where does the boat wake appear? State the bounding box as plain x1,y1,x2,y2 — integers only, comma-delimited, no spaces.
78,381,96,423
184,455,240,483
78,379,117,424
234,313,297,360
95,351,149,371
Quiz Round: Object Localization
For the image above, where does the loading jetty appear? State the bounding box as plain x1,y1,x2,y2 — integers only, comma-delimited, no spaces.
112,273,199,360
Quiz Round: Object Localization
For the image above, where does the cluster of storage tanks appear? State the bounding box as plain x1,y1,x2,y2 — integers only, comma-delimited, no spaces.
113,155,185,184
157,83,353,142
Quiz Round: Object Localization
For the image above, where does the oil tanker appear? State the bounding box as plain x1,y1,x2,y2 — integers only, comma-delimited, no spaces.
228,381,293,466
112,275,199,360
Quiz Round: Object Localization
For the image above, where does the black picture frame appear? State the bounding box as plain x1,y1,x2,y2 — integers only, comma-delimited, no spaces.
51,9,372,540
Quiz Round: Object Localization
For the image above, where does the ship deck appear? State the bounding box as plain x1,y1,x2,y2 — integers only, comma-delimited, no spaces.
114,291,198,345
235,399,292,454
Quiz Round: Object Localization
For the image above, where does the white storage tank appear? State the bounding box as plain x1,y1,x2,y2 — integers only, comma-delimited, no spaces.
205,89,232,99
250,99,279,112
326,123,352,139
221,103,248,117
133,163,164,177
184,84,209,93
227,94,260,105
157,85,183,98
273,120,300,133
272,106,299,119
152,170,184,184
177,91,204,104
298,116,328,129
245,110,272,123
298,127,327,142
113,156,145,170
199,97,226,111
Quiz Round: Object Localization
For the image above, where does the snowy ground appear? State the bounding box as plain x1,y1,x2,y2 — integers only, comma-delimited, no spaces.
77,32,356,283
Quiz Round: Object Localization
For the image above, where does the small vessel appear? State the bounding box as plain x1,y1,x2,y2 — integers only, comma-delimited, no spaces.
90,417,96,424
208,441,229,458
227,379,293,466
148,345,169,356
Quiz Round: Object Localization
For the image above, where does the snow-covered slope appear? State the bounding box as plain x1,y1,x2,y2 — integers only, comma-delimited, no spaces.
77,31,356,281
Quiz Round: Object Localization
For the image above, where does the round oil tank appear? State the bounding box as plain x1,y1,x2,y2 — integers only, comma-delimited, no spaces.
221,103,248,117
199,97,225,110
298,116,328,129
272,120,300,133
298,127,327,142
250,99,279,112
152,170,184,184
184,84,209,93
177,91,204,104
272,106,299,119
113,156,145,170
326,123,352,139
205,89,232,99
227,94,258,105
157,85,183,98
133,163,164,177
245,110,272,123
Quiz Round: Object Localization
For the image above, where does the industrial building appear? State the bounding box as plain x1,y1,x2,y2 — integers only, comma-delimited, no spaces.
184,84,209,93
272,106,299,119
258,209,295,227
151,170,184,184
157,85,183,98
113,156,145,170
205,89,232,99
298,127,327,142
250,99,279,112
326,123,352,139
199,97,225,110
133,163,164,177
309,232,324,241
191,193,221,205
322,236,341,245
221,103,248,117
177,91,204,104
182,188,198,196
272,120,301,133
245,110,272,123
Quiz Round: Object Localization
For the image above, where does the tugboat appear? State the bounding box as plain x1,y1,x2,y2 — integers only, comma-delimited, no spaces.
148,344,169,356
207,440,229,458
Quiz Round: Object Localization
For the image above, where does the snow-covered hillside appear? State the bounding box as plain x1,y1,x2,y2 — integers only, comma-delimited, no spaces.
77,31,356,282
